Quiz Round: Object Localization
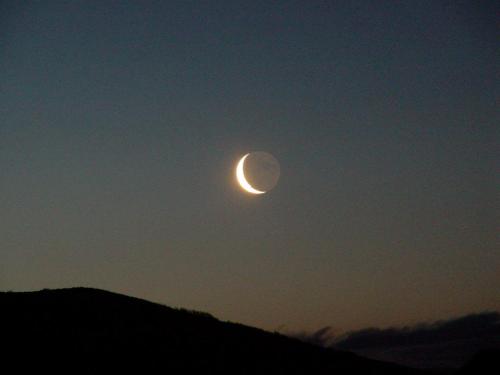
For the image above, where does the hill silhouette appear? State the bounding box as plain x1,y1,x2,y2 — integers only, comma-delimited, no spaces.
456,349,500,375
1,287,427,374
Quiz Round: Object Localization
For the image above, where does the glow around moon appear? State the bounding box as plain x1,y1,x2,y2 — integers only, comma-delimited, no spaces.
236,154,266,194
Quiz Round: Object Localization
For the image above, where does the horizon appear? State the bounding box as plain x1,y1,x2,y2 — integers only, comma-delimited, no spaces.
1,0,498,335
3,286,499,370
4,285,498,335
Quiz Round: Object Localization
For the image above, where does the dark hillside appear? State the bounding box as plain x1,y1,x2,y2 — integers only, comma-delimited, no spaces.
2,288,425,374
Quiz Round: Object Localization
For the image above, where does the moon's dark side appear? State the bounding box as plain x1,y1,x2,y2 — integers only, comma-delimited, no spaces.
244,152,280,192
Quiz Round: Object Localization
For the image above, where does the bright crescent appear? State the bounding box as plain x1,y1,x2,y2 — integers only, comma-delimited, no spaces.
236,154,266,194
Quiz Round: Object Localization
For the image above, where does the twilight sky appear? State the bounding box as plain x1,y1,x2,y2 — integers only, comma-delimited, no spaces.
1,1,498,333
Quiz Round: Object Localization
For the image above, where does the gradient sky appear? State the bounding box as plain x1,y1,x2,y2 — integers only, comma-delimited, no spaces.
1,1,498,333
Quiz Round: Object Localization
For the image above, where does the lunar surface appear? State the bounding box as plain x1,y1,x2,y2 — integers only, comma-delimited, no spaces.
236,152,280,194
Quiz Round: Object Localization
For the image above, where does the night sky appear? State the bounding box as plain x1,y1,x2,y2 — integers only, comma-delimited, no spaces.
1,1,498,333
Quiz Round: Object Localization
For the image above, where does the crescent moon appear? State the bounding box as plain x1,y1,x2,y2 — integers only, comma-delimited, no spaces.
236,154,266,195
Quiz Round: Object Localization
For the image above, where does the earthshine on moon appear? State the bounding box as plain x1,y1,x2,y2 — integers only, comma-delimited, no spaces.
236,152,280,195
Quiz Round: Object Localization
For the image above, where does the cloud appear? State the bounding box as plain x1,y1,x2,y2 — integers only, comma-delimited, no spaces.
336,311,500,349
290,312,500,370
291,326,336,347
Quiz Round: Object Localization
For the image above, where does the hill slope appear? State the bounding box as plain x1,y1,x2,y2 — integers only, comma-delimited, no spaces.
1,288,425,374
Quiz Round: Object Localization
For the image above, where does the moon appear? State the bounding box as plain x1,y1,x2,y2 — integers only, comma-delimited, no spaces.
236,154,266,194
235,152,280,195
